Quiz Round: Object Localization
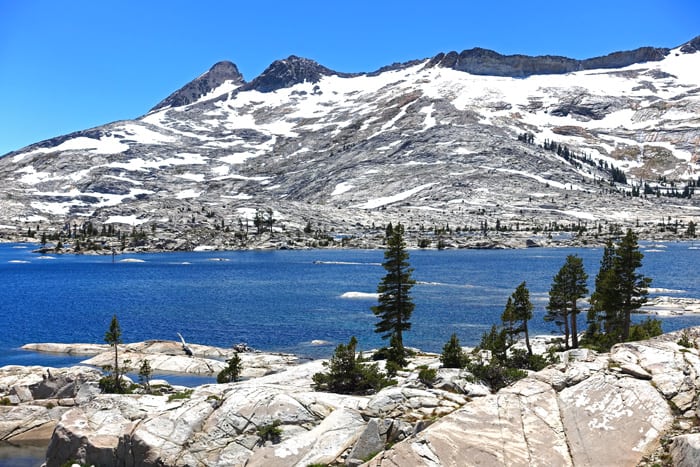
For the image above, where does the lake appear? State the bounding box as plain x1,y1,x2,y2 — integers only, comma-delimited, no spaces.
2,241,699,368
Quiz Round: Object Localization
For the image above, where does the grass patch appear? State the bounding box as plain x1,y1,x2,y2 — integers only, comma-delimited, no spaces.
167,389,194,402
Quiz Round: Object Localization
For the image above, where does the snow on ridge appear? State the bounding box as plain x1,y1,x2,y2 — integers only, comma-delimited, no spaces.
488,166,584,191
355,183,434,209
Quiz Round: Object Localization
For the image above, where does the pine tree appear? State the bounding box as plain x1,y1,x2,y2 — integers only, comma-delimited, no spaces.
372,223,415,367
545,255,588,349
138,359,153,393
217,353,243,383
586,231,652,349
440,333,468,368
615,229,651,341
501,282,533,356
104,314,123,393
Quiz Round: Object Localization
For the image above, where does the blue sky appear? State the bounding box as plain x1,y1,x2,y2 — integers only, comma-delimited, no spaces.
0,0,698,155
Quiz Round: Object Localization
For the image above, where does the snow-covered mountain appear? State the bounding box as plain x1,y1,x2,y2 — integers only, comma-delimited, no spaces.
0,37,699,249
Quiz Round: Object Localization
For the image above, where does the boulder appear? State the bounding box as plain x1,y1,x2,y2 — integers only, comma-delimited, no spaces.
669,433,700,467
347,418,385,462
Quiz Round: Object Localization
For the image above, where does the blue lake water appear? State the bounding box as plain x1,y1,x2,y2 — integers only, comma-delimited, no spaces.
1,241,699,368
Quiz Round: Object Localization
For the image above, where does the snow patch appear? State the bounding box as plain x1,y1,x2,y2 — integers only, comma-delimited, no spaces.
331,182,354,196
176,189,201,199
355,183,435,209
105,215,149,225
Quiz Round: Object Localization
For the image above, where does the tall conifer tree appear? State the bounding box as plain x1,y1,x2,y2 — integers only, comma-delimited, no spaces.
501,282,533,356
546,255,588,349
104,314,123,393
586,230,651,349
372,223,415,366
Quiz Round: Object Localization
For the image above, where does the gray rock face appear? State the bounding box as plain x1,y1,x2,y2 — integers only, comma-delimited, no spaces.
669,434,700,467
680,35,700,54
428,45,668,77
151,61,244,111
240,55,351,93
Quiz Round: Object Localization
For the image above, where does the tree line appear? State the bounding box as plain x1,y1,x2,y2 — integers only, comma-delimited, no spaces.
313,224,659,394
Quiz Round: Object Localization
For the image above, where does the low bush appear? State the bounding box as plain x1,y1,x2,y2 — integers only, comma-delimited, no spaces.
167,389,194,402
257,419,282,444
417,366,437,387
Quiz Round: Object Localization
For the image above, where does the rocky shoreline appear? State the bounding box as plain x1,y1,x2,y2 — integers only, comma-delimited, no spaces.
2,225,697,256
3,330,700,466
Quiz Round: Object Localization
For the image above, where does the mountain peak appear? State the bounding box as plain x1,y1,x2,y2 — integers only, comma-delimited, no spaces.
150,60,244,111
680,35,700,54
240,55,354,93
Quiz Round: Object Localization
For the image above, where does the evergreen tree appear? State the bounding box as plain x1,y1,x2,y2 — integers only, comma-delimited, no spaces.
477,324,509,362
586,239,620,347
440,333,468,368
585,231,653,349
545,255,588,349
615,229,652,341
104,314,123,393
217,353,243,383
372,223,415,367
138,359,153,393
501,282,533,356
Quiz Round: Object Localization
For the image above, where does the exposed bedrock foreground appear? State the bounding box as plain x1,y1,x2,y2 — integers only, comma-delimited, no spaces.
3,331,700,466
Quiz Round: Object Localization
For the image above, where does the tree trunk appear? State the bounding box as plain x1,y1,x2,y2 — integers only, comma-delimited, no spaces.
571,302,579,348
524,320,532,356
563,309,571,350
114,344,121,392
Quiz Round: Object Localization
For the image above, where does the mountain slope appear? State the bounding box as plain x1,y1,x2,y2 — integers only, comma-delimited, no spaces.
0,38,699,249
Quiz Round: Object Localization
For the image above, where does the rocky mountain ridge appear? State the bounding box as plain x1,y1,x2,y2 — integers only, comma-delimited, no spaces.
0,37,698,251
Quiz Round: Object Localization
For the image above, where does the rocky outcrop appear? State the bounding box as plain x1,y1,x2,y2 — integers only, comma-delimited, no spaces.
680,35,700,54
24,340,300,377
367,331,700,467
7,329,700,466
0,365,102,447
150,61,245,111
239,55,354,93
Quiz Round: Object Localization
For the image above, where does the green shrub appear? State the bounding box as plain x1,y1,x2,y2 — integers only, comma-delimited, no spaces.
167,389,194,402
466,357,527,392
417,366,437,387
0,397,11,406
628,317,663,341
99,376,133,394
677,330,694,348
312,337,395,395
257,419,282,444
